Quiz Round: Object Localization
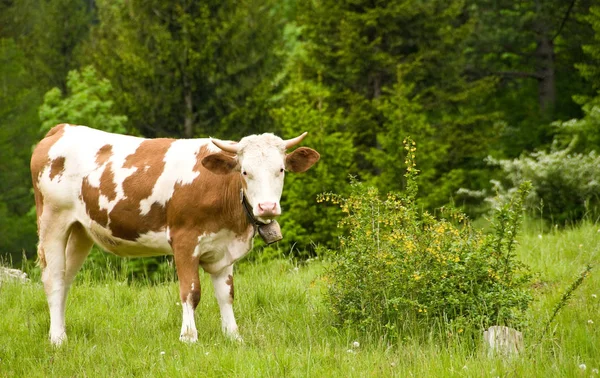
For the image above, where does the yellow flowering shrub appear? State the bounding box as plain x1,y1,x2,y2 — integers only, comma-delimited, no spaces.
320,140,533,337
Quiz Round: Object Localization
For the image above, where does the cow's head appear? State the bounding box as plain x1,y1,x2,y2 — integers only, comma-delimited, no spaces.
201,133,320,222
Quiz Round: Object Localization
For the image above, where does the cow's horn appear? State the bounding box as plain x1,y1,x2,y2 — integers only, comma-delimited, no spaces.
284,132,308,149
211,138,239,153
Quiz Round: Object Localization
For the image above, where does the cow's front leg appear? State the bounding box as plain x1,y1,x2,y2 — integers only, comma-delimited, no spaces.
172,237,201,343
211,264,242,342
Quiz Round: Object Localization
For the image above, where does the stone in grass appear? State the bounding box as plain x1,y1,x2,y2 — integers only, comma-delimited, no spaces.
483,326,523,357
0,267,29,284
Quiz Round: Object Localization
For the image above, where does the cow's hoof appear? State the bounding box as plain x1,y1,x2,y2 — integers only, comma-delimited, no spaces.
180,331,198,343
226,332,244,343
50,332,67,346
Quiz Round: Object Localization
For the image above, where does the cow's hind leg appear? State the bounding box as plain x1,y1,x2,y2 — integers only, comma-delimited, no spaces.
211,264,242,342
38,215,70,345
39,219,93,345
64,222,93,293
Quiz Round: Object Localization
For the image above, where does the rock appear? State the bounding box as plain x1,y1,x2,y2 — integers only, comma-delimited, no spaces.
483,326,523,356
0,267,30,283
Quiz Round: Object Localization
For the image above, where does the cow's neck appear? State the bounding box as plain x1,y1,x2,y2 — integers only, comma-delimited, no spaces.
225,174,254,234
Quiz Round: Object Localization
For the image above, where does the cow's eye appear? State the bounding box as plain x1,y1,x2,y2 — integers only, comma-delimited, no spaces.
280,168,284,173
242,170,248,176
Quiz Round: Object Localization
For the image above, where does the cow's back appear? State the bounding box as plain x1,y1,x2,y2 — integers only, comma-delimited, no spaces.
31,124,214,257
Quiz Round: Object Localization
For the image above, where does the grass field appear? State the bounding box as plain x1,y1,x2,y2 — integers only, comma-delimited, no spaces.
0,222,598,377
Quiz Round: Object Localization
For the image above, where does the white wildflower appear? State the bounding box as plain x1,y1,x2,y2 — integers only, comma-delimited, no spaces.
352,341,360,349
160,351,166,355
592,294,597,299
579,363,587,371
592,368,598,374
588,319,594,325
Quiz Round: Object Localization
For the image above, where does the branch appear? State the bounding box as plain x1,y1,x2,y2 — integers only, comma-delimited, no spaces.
551,0,577,42
497,71,544,80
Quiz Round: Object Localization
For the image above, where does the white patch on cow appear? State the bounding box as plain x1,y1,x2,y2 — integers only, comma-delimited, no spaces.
166,227,171,243
39,125,143,219
135,230,172,253
46,275,67,345
179,301,198,343
86,224,172,257
237,134,286,220
138,139,209,215
211,266,241,341
205,139,223,153
193,227,254,274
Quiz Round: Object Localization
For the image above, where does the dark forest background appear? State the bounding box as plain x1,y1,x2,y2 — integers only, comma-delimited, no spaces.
2,0,600,265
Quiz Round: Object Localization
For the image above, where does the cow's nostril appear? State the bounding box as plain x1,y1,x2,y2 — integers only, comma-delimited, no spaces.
258,202,277,214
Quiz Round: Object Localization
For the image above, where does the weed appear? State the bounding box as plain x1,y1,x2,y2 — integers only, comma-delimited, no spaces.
320,139,533,339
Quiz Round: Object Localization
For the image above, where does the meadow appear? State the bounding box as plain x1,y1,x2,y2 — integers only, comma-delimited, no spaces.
0,221,598,377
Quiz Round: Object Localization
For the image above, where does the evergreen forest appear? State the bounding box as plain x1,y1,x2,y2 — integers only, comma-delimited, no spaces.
2,0,600,264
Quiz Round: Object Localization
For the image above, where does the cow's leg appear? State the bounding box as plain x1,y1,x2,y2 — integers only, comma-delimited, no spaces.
64,222,93,296
172,238,201,343
38,215,71,345
39,220,93,346
211,264,242,342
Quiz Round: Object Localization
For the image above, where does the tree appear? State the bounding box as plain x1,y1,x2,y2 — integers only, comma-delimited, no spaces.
39,66,127,133
84,0,285,138
467,0,596,155
272,76,356,253
283,0,500,210
0,39,42,263
577,5,600,92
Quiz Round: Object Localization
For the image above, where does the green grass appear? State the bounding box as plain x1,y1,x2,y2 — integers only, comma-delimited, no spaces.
0,223,598,377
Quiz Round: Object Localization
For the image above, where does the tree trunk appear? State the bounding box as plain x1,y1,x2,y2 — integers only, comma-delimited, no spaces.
536,34,555,116
534,0,556,117
184,88,194,138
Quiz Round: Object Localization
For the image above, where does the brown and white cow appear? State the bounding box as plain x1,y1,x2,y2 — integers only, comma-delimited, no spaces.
30,124,320,345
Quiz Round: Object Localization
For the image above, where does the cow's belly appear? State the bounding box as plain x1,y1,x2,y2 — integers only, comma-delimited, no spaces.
87,222,173,257
195,227,254,274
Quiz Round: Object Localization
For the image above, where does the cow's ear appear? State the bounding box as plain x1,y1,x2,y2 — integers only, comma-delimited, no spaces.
285,147,320,173
202,153,238,175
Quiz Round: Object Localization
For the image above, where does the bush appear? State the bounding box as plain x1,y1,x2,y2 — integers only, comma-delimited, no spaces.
322,140,533,338
488,146,600,224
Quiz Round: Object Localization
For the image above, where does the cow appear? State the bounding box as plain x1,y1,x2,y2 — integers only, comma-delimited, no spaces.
30,124,320,345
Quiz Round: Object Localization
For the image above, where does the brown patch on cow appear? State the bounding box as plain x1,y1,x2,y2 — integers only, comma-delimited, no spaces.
186,288,201,309
81,177,109,227
285,147,320,173
171,234,202,309
226,274,234,302
30,124,67,229
44,123,67,138
201,153,238,175
169,146,249,240
108,139,174,240
49,157,66,180
99,162,117,201
95,144,113,166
